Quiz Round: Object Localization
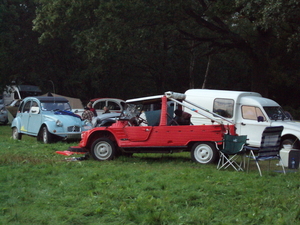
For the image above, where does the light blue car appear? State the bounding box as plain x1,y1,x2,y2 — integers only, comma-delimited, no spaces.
11,96,90,143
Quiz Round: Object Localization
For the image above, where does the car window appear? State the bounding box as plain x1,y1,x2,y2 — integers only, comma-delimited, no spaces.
94,101,106,110
18,101,24,112
213,98,234,118
107,101,121,110
41,102,71,111
30,100,39,113
242,106,265,120
23,101,31,113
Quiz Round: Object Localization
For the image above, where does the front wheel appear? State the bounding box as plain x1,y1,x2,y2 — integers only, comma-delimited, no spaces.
282,138,300,149
191,142,218,164
40,126,53,144
12,127,22,140
90,138,117,161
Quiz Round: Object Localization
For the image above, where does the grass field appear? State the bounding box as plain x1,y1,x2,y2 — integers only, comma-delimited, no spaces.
0,125,300,224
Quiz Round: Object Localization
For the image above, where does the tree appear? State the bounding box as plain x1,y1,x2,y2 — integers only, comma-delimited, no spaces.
175,0,300,97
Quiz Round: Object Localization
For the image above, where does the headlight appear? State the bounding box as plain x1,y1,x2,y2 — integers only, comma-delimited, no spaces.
84,120,90,126
56,120,63,127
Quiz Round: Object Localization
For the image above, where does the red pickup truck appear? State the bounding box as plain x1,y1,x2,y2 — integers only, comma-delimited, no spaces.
71,92,236,164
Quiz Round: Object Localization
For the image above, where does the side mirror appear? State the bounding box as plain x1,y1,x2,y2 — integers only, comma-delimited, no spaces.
257,116,264,122
30,106,40,114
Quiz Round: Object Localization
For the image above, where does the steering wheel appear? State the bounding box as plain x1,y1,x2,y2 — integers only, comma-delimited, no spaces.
136,116,147,125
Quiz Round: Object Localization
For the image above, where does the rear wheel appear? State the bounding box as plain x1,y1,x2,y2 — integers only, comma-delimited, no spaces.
90,138,117,161
12,127,22,140
191,142,218,164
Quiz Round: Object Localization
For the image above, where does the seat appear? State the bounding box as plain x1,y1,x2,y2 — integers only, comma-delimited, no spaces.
217,134,248,171
245,126,285,176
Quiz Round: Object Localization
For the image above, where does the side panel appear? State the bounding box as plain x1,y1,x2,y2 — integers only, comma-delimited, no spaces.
118,125,225,148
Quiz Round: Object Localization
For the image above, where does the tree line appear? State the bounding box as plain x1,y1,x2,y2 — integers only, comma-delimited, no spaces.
1,0,300,116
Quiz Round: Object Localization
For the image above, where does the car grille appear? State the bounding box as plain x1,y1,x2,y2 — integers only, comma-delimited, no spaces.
67,126,81,132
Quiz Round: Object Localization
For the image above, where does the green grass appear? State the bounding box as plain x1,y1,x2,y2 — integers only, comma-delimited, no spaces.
0,125,300,224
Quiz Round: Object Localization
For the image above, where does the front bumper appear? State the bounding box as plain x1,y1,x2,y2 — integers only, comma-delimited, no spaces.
53,132,82,140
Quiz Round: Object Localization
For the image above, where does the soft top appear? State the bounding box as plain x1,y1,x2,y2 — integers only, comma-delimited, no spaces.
26,96,69,103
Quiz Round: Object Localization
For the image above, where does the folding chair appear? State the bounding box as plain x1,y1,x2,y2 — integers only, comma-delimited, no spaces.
217,134,248,171
245,126,286,176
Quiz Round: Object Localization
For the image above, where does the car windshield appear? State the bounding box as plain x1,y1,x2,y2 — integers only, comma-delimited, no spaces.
41,101,71,111
264,106,291,121
120,103,143,119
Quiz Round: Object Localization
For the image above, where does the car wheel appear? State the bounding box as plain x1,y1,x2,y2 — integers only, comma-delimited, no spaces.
12,127,22,140
91,138,116,161
191,142,218,164
41,126,52,144
282,138,300,149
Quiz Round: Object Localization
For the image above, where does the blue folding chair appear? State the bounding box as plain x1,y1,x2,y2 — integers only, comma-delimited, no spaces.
245,126,286,176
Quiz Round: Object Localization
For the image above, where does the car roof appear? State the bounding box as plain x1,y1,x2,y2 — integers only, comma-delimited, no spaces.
24,96,69,103
90,97,125,102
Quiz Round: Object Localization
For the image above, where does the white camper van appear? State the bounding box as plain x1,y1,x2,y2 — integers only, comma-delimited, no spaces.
184,89,300,149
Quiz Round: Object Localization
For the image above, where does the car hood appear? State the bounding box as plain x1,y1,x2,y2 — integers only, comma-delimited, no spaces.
44,111,83,126
97,112,120,120
271,120,300,136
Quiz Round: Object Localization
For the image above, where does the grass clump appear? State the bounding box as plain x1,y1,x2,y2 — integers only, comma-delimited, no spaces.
0,125,300,224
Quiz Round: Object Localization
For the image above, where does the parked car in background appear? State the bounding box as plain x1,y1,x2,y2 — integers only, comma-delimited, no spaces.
4,99,23,124
0,106,8,125
11,96,90,143
73,98,125,117
91,112,121,127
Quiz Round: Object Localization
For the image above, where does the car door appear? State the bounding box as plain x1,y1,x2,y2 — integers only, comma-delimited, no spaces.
236,105,271,147
19,99,32,133
27,100,42,135
124,126,153,142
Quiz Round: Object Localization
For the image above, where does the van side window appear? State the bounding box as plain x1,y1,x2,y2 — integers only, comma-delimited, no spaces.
213,98,234,118
242,106,266,120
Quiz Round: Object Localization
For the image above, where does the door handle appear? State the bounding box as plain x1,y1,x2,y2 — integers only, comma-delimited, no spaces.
241,123,246,126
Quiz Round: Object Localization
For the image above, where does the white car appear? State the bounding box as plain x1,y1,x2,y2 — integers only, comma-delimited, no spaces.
73,98,125,117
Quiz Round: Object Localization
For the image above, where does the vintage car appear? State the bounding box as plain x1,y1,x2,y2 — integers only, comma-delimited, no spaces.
72,98,125,117
0,106,8,125
11,96,90,143
70,91,236,164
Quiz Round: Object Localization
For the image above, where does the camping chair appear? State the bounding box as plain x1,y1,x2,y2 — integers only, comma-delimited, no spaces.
245,126,285,176
217,134,248,171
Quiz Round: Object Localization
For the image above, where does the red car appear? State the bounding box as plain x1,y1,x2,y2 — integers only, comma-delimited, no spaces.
71,92,236,164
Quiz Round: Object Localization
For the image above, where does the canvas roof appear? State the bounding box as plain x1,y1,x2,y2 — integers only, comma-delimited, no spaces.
41,93,83,109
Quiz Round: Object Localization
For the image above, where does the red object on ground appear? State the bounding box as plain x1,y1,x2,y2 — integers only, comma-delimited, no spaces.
56,151,87,156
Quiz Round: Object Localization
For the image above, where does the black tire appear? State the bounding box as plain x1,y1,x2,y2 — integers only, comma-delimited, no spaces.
40,126,53,144
282,138,300,149
191,142,218,164
90,138,117,161
12,127,22,140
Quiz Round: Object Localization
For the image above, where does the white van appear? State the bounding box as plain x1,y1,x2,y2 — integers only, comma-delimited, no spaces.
184,89,300,148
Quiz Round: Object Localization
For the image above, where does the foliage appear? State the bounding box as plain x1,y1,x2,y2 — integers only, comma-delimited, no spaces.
0,0,300,110
1,125,300,224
